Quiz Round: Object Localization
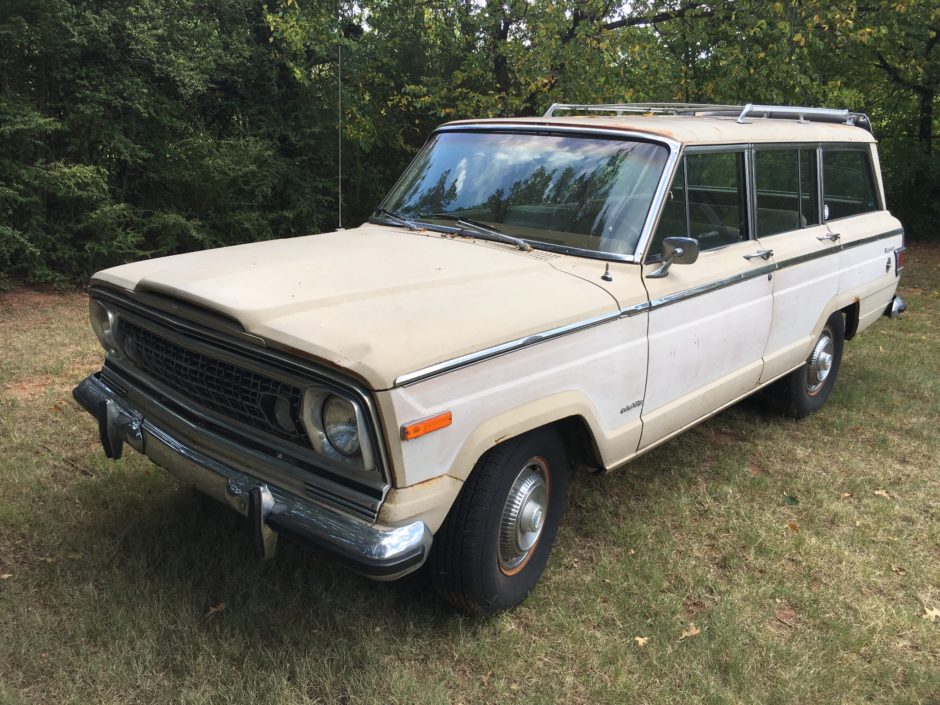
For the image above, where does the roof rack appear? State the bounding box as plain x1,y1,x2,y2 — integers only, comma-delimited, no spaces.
543,102,872,132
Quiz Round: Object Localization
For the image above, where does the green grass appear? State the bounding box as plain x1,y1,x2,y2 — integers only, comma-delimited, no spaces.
1,250,939,705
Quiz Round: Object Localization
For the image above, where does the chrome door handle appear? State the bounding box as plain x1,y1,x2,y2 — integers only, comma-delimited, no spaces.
817,232,841,242
743,249,774,261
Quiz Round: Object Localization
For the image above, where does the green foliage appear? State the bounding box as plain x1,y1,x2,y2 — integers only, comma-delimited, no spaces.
1,0,938,285
0,0,333,286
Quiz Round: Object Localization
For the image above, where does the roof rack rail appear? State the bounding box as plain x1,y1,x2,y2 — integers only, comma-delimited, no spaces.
543,102,872,132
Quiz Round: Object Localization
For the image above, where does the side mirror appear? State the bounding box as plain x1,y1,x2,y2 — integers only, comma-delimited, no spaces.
647,237,700,278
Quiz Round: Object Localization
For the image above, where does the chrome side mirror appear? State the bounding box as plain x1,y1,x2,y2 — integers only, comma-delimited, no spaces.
647,237,700,278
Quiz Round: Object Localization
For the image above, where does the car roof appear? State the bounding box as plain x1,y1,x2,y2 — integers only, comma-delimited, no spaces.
441,115,877,146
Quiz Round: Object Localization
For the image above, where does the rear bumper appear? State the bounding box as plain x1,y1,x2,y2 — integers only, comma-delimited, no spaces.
73,373,431,580
884,295,907,319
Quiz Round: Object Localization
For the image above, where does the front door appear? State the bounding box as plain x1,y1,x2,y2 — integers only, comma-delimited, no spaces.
638,149,774,449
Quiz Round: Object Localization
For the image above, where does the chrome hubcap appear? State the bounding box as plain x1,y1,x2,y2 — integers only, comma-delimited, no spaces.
498,458,550,573
806,329,835,395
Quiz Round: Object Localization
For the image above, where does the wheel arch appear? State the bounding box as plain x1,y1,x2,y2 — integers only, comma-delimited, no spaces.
842,299,860,341
446,391,606,483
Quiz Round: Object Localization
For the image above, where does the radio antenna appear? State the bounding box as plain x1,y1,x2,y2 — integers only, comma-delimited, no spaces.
337,37,344,230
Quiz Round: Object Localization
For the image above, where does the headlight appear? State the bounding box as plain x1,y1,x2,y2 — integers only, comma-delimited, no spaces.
301,390,376,472
89,299,118,352
322,395,361,457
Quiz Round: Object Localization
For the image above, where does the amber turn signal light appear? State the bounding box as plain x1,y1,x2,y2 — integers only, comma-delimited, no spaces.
401,411,453,441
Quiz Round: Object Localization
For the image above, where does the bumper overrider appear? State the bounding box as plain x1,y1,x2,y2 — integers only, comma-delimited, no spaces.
73,373,432,581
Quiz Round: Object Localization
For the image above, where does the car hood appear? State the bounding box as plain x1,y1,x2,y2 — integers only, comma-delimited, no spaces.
92,225,618,389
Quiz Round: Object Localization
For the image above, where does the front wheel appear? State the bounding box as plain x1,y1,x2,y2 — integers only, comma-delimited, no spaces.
773,311,845,418
428,428,568,615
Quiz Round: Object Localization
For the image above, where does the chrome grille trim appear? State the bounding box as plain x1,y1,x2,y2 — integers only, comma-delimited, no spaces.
118,318,308,445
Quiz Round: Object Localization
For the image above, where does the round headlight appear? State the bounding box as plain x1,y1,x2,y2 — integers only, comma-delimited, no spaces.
89,299,118,352
322,395,361,457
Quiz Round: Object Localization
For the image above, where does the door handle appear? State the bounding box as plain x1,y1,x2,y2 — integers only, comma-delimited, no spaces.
817,232,841,242
743,249,774,261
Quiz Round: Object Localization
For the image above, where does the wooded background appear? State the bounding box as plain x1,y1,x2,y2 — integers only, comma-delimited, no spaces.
1,0,937,286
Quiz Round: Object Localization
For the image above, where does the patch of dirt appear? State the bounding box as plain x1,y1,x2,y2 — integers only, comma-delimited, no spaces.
3,360,98,402
683,595,708,618
0,286,85,314
769,602,800,635
0,288,87,338
698,425,746,446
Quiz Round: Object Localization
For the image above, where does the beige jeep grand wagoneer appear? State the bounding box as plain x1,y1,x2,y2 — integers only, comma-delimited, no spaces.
75,103,906,614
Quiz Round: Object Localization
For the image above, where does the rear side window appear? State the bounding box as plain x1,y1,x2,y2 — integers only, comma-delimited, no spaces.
755,149,820,236
822,148,878,220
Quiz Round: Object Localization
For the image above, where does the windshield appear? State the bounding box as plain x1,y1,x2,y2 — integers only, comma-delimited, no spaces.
379,130,669,256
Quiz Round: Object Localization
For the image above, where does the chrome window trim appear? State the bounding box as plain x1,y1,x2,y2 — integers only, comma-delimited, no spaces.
91,286,393,499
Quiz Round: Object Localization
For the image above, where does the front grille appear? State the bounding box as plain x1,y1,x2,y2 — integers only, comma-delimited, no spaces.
117,319,308,444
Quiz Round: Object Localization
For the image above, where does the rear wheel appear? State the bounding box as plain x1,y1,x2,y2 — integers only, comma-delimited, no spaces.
773,311,845,418
429,428,568,615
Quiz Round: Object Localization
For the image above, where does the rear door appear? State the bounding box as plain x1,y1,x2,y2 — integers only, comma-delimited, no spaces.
639,148,774,449
751,146,840,383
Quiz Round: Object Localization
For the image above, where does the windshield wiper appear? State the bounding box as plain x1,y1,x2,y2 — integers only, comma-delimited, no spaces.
370,208,422,231
421,213,532,252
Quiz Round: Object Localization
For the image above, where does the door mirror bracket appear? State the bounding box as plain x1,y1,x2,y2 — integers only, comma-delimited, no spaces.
647,237,700,279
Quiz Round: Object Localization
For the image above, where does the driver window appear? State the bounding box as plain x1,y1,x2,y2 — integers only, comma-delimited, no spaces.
685,152,747,248
648,151,748,261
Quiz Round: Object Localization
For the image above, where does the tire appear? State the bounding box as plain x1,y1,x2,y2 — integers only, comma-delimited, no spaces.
774,311,845,418
428,428,569,615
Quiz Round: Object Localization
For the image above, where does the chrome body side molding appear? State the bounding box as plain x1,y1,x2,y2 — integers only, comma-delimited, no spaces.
394,310,623,387
647,264,776,311
393,228,904,388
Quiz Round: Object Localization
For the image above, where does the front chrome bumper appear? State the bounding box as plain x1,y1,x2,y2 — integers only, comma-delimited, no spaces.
73,373,432,580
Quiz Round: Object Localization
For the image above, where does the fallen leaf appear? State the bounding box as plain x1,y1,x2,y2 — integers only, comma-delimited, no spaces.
840,492,853,498
628,548,636,556
922,607,940,623
679,623,701,641
891,565,906,576
0,574,12,580
787,521,800,532
634,636,650,648
874,489,892,499
205,602,226,617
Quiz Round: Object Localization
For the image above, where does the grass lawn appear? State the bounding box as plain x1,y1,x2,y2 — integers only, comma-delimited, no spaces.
1,246,938,705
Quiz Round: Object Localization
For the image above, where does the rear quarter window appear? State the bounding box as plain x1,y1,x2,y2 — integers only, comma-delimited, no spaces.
822,148,878,220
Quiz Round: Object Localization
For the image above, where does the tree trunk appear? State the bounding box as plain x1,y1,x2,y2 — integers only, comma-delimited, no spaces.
917,88,934,154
